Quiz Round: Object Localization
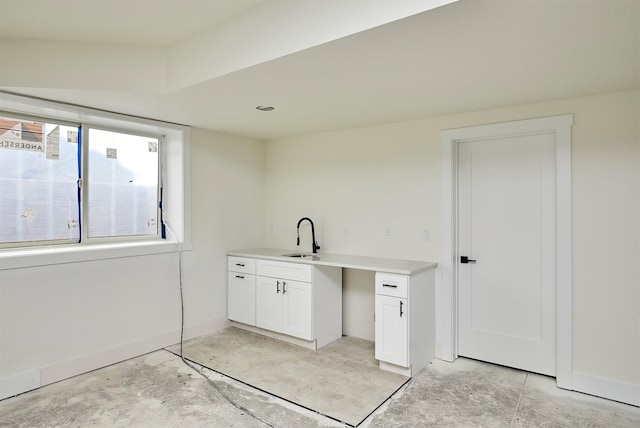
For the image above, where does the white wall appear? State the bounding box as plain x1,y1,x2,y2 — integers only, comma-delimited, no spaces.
264,90,639,403
184,128,265,325
0,128,265,398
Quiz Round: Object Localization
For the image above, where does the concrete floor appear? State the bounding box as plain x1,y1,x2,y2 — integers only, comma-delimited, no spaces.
171,327,409,426
1,338,639,427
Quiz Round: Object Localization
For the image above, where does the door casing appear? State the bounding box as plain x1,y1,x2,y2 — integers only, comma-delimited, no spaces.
440,115,573,389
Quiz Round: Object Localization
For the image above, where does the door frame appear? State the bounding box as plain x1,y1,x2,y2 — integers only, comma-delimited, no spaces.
440,115,573,389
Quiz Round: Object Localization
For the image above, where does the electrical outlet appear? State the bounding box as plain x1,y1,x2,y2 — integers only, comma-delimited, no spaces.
384,227,391,239
422,228,431,241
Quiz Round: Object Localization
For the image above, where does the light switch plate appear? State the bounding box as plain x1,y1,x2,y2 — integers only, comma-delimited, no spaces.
422,228,431,241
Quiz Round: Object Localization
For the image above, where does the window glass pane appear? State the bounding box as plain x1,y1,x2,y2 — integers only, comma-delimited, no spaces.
87,128,159,238
0,114,80,245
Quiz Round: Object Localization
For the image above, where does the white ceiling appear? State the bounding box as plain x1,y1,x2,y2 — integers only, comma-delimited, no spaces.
1,0,638,140
0,0,267,45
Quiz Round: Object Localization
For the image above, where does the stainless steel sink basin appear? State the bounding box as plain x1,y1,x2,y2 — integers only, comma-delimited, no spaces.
282,253,319,260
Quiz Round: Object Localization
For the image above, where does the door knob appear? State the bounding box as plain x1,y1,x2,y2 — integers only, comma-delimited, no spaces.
460,256,477,264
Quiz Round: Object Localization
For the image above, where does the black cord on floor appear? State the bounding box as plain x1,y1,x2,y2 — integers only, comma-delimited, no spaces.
170,233,276,428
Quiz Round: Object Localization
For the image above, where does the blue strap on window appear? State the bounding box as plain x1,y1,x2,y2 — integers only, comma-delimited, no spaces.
76,127,82,242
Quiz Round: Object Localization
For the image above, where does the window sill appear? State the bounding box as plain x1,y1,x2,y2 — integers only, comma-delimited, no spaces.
0,240,182,270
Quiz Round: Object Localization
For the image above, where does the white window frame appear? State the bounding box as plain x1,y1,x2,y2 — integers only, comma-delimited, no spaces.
82,124,162,243
0,92,191,269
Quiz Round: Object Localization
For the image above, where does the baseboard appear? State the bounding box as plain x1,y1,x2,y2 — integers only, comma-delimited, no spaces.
1,317,229,400
571,370,640,407
0,369,41,400
229,322,318,350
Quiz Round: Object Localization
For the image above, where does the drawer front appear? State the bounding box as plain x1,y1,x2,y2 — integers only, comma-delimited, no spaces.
257,259,312,282
375,272,408,298
228,256,256,274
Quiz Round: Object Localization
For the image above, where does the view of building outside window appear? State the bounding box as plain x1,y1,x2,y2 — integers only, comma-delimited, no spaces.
87,128,159,239
0,115,160,246
0,116,79,245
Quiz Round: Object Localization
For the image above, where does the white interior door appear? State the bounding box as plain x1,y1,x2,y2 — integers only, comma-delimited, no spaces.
458,133,557,376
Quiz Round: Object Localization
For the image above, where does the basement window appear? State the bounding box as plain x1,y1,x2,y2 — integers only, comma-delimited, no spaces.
0,114,81,247
0,96,190,258
0,114,162,247
85,128,160,240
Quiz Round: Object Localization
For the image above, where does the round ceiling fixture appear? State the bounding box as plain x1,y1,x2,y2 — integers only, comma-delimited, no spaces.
256,105,275,112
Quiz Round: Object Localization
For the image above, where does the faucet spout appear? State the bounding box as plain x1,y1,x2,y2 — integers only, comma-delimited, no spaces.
296,217,320,253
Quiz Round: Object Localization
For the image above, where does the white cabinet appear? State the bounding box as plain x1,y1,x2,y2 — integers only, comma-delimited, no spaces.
227,256,256,326
256,274,312,340
374,270,434,376
228,257,341,349
375,273,409,367
256,260,313,340
375,294,408,367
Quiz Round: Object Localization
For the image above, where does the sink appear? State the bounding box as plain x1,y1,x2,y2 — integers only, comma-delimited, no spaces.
282,253,319,260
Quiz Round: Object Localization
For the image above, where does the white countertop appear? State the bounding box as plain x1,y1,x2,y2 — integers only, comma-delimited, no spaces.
227,248,438,275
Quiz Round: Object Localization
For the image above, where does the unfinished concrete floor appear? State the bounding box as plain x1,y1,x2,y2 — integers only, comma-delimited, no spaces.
1,338,639,427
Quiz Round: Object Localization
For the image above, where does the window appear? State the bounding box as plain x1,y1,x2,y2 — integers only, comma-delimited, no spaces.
0,114,80,246
86,128,159,239
0,112,163,248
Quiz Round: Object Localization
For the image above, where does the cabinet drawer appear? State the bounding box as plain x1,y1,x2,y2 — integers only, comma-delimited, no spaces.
375,273,408,298
228,256,256,274
257,260,312,282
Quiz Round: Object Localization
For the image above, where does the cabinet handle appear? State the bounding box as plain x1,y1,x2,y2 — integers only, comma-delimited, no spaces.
235,263,245,267
400,301,404,317
235,275,245,279
282,281,287,294
276,281,280,293
383,283,398,288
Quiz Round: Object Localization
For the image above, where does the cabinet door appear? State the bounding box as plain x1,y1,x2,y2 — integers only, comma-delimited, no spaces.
228,272,256,326
375,294,409,367
282,280,312,340
256,276,283,333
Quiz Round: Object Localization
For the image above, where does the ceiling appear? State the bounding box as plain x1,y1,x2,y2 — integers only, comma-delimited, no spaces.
1,0,638,140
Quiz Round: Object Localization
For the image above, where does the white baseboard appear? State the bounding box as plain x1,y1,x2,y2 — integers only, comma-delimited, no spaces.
1,317,229,400
571,370,640,407
0,369,41,400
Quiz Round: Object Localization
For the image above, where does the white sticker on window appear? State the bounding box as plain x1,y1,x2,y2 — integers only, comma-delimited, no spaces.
46,126,60,160
147,218,157,227
68,219,79,229
20,208,37,222
67,130,78,143
106,147,117,159
148,141,158,153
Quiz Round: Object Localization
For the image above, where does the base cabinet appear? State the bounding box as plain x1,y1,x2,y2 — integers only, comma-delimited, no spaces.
229,257,342,349
375,294,408,367
374,270,435,376
227,257,256,326
256,275,312,340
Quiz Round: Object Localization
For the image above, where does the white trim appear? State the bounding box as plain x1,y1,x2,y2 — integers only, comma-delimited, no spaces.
0,240,179,270
0,369,40,400
572,371,640,407
0,317,228,400
440,115,573,387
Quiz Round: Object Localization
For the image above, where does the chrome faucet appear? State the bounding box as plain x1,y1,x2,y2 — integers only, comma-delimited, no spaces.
296,217,320,253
